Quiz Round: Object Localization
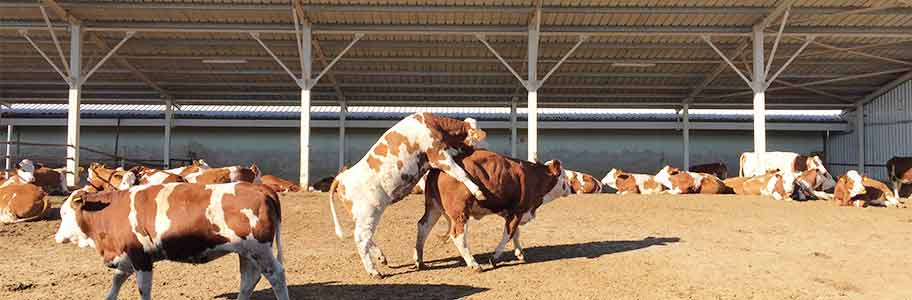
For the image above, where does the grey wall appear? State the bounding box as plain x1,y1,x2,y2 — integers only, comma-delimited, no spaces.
4,125,825,183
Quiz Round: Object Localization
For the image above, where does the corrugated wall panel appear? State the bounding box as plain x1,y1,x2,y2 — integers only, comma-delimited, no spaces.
828,80,912,180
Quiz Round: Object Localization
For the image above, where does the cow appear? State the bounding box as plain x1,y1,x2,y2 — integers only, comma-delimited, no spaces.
261,175,301,193
738,152,829,178
189,164,261,185
0,183,50,224
793,168,834,200
163,159,210,180
309,177,335,192
723,172,794,201
833,170,903,208
887,157,912,199
328,113,488,278
1,159,37,188
54,182,289,300
410,175,427,194
689,162,728,179
132,166,185,186
414,149,571,271
654,165,730,195
86,163,136,191
32,166,71,195
600,168,665,195
558,167,602,194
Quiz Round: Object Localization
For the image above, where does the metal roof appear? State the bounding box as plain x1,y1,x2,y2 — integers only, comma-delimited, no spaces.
2,103,845,123
1,1,911,110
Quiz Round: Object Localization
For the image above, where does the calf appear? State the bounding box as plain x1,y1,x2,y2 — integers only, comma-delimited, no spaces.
600,168,664,195
723,172,793,201
560,167,602,194
0,183,49,223
887,157,912,199
261,175,301,193
190,164,261,185
689,162,728,179
415,149,571,271
328,113,488,278
654,166,730,194
54,182,288,300
833,170,904,208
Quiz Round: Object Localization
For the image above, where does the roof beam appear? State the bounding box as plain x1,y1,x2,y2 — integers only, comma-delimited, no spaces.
855,70,912,105
700,68,912,100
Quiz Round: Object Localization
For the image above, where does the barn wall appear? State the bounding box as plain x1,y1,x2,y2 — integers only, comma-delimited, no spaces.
828,80,912,180
5,126,824,183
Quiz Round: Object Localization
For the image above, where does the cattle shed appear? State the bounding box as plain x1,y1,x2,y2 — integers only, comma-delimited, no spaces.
1,0,912,185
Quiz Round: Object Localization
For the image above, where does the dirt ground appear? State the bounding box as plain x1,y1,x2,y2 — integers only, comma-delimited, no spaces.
2,192,912,300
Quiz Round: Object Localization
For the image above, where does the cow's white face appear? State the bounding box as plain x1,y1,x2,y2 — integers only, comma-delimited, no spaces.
600,169,619,189
118,172,137,190
654,166,675,189
846,170,867,197
55,191,94,248
462,118,487,147
779,171,796,195
17,159,36,183
543,160,572,204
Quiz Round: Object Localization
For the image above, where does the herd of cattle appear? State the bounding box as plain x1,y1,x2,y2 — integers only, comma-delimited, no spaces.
0,112,910,300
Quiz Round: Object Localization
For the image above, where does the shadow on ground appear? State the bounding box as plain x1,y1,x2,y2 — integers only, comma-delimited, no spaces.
216,282,487,300
392,236,681,273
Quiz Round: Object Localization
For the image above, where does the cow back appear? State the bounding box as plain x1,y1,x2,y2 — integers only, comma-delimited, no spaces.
0,184,48,223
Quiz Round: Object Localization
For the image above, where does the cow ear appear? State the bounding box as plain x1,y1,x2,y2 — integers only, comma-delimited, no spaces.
70,191,86,209
547,160,562,176
250,164,260,175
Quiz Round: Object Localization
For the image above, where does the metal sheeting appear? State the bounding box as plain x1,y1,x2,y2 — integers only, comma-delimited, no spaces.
827,80,912,180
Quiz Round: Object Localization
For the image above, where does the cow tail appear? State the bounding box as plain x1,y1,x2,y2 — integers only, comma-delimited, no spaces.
738,154,746,177
261,187,284,264
328,178,346,239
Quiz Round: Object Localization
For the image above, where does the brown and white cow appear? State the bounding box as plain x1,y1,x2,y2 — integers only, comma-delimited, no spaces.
793,168,834,200
1,159,37,188
415,149,571,271
739,152,829,178
723,171,794,201
654,166,730,195
54,182,288,300
328,113,487,278
133,166,185,186
86,163,137,192
0,183,49,224
261,175,301,193
600,168,664,195
833,170,903,208
163,159,211,180
557,167,602,194
689,162,728,179
887,157,912,199
186,164,261,185
32,166,71,195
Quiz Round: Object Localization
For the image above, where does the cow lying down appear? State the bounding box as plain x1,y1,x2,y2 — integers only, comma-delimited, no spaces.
833,170,904,208
723,171,795,201
0,183,50,224
415,149,572,271
54,182,289,300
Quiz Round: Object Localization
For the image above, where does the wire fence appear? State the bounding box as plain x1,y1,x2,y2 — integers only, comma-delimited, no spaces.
0,141,194,172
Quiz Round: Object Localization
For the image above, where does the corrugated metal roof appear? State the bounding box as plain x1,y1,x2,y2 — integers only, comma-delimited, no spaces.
2,104,845,123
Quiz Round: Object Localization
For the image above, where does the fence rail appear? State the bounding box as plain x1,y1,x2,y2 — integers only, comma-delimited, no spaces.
0,141,193,171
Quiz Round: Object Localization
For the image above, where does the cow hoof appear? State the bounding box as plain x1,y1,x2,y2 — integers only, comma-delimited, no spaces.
515,253,526,262
470,264,483,273
488,257,497,269
414,262,425,270
378,256,388,266
369,272,385,280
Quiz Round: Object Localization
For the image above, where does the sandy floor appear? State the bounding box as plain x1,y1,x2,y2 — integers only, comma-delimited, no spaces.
2,192,912,300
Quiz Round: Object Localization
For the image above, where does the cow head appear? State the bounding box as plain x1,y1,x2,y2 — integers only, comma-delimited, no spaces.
542,160,572,203
654,165,681,190
16,159,36,183
600,168,622,189
834,171,868,206
462,118,487,148
55,188,95,248
87,163,134,191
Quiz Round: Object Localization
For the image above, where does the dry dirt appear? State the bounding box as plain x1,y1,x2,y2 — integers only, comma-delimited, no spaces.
2,192,912,300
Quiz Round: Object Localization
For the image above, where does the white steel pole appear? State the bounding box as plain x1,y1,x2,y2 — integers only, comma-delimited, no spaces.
66,23,82,186
527,16,540,162
5,124,11,178
683,104,690,169
752,25,767,165
338,102,346,171
300,22,312,187
856,103,865,172
163,100,173,168
510,99,517,158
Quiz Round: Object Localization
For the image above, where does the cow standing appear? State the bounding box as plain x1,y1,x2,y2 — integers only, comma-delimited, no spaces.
600,168,665,195
54,182,289,300
739,152,829,178
887,157,912,199
415,149,571,271
328,113,488,278
833,170,904,208
0,183,49,223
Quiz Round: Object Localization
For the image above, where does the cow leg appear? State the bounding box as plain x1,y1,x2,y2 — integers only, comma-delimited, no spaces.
251,248,290,300
512,229,526,262
353,203,385,278
237,255,261,300
135,270,153,300
414,201,443,270
368,240,388,266
449,219,481,272
894,180,903,200
105,262,134,300
430,153,486,201
490,215,521,268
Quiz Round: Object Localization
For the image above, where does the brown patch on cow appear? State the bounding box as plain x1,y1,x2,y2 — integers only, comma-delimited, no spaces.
0,184,49,222
178,165,201,178
833,176,852,206
413,113,425,124
132,185,164,240
193,169,232,184
642,177,662,193
613,172,640,194
139,169,185,185
397,160,404,169
669,173,696,193
261,175,301,193
689,163,728,179
373,143,389,157
698,174,731,194
384,131,420,156
794,155,809,173
367,155,383,172
568,174,582,194
32,167,65,195
580,174,601,193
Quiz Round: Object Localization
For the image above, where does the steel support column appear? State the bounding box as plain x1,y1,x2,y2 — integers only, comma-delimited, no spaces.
682,104,690,169
856,103,865,172
163,99,173,168
300,21,312,187
5,124,11,177
66,23,82,186
752,25,767,163
510,99,517,158
527,10,541,163
338,101,346,171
